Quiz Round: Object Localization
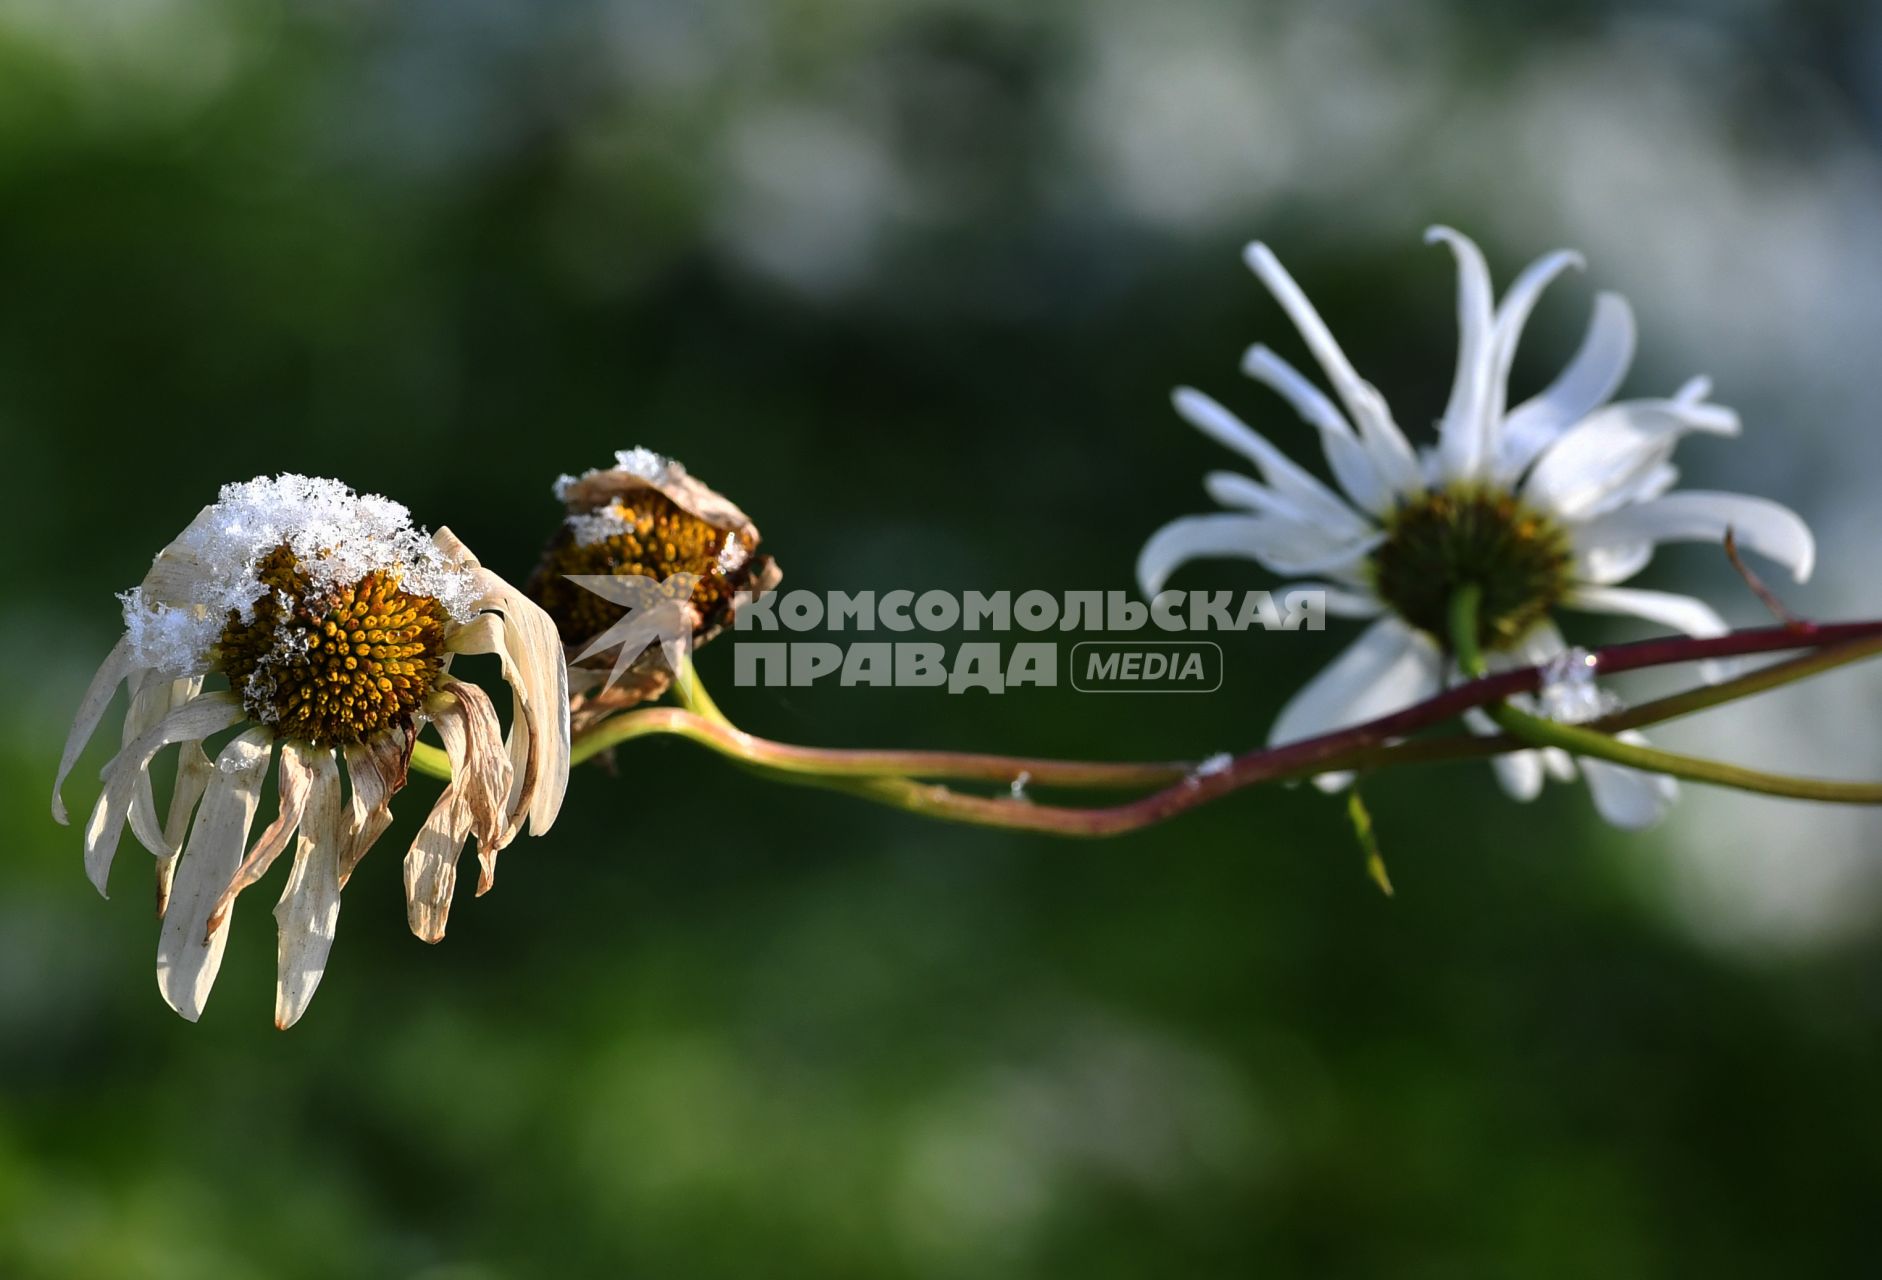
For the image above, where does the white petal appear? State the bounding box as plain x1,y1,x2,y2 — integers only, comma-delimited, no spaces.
1269,619,1441,748
206,739,322,935
1171,388,1371,537
155,727,271,1022
1564,585,1732,682
1137,513,1381,595
156,741,213,918
1487,249,1584,423
404,792,471,944
1572,491,1814,586
339,735,407,886
121,673,204,858
1564,585,1728,638
444,544,571,842
1463,706,1546,802
1521,398,1736,521
52,637,133,825
1241,242,1423,497
1241,344,1391,515
1580,732,1677,830
1543,748,1578,783
85,693,244,897
1427,226,1498,482
1569,537,1656,587
1275,581,1384,619
1498,292,1636,480
1493,747,1545,802
1202,471,1298,520
429,681,514,893
1138,514,1273,597
273,752,345,1029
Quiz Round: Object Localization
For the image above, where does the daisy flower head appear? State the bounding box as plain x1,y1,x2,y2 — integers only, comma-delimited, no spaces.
1138,228,1814,829
52,475,571,1026
527,448,780,729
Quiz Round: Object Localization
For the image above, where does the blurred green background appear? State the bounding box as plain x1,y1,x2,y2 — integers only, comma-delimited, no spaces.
7,0,1882,1275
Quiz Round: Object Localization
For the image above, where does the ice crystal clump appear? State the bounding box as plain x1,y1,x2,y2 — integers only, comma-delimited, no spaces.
566,506,634,547
552,446,677,502
1537,647,1617,724
613,446,671,480
118,474,478,676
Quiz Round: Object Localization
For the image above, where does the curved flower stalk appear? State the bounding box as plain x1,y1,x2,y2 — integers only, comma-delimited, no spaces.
526,447,780,733
1138,228,1814,828
51,475,570,1027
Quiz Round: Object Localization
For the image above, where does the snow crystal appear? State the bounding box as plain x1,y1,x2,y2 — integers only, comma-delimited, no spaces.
118,474,480,676
1537,647,1618,724
716,536,749,574
566,504,634,547
553,446,683,502
614,446,673,480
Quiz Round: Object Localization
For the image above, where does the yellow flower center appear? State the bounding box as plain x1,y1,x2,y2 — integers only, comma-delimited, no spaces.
217,545,451,746
527,491,752,644
1369,485,1572,651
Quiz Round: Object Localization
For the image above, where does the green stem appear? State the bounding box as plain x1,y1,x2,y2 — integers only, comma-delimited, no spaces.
411,740,450,781
1448,585,1882,804
568,703,1191,789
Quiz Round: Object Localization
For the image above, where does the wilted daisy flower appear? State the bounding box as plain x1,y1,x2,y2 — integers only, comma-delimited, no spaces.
527,448,779,730
1138,229,1813,829
52,476,570,1027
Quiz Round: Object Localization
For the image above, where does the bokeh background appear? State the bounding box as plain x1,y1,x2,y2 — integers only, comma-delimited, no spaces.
6,0,1882,1275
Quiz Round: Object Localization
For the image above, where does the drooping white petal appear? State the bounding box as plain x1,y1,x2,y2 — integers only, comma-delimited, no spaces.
1275,581,1385,619
85,693,245,897
156,741,213,918
155,727,272,1022
428,680,514,894
1563,585,1729,640
1137,513,1382,596
206,739,322,936
52,637,133,825
1564,585,1734,683
1488,249,1584,422
1521,398,1737,521
1497,292,1636,480
1241,344,1391,515
1138,514,1273,598
1572,491,1815,586
404,791,471,945
338,735,408,887
1464,707,1546,802
1580,732,1678,830
272,751,345,1030
440,529,570,843
122,673,207,858
1427,226,1499,482
1171,388,1371,537
1269,619,1442,749
1242,243,1423,497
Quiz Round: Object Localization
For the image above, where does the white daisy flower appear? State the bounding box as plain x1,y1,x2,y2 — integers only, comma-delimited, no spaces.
52,475,571,1027
1138,228,1814,829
